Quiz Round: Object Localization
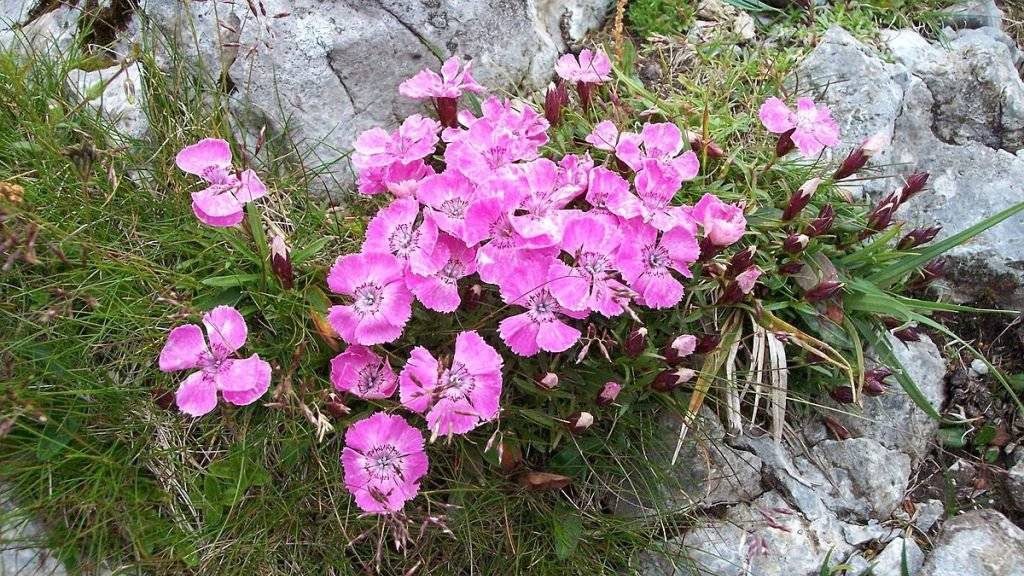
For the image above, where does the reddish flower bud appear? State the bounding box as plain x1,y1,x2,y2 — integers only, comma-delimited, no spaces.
698,236,723,262
779,260,805,275
694,333,721,354
897,226,941,250
434,96,459,128
863,378,887,397
908,259,945,289
776,128,796,157
805,280,844,303
624,326,647,358
663,334,697,365
536,372,559,390
805,204,835,237
823,416,852,440
783,233,810,255
862,195,899,239
833,132,888,180
324,392,351,418
901,171,929,202
830,386,855,404
782,178,820,221
544,81,569,127
717,281,745,305
270,235,294,290
728,246,757,274
597,381,622,406
652,367,696,392
688,130,725,158
576,81,594,112
893,327,921,342
566,411,594,433
865,367,894,382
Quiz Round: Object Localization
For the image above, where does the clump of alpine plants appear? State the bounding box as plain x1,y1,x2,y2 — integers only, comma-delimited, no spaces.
165,47,967,552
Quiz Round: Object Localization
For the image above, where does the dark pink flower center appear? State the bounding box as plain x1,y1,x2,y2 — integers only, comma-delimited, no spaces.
440,197,468,219
577,251,610,277
357,360,392,395
363,444,404,482
388,223,419,258
526,288,559,323
353,282,383,316
643,242,670,272
440,362,476,402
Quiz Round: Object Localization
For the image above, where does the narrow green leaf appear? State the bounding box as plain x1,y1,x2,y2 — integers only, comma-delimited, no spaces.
867,201,1024,286
853,318,942,420
552,508,583,560
201,273,260,287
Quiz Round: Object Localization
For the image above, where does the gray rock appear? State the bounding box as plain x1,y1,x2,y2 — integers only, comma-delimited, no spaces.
1,486,65,576
913,498,945,533
67,63,149,142
846,537,924,576
831,334,947,465
942,0,1003,31
921,509,1024,576
1007,458,1024,511
1,2,83,55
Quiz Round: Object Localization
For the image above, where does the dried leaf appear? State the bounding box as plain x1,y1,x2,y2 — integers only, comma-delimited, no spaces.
519,472,572,491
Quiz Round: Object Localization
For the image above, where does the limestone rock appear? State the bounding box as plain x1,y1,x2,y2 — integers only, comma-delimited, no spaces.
1,486,66,576
67,63,149,141
846,537,925,576
921,509,1024,576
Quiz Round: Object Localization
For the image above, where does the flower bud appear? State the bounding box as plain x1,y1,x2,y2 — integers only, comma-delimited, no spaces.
687,130,725,158
805,204,835,237
783,233,809,255
698,236,723,262
270,235,294,290
908,259,945,289
728,246,757,275
805,280,844,303
434,96,459,128
663,334,697,365
893,327,921,342
717,281,745,305
695,333,721,354
544,81,569,127
324,392,351,418
566,411,594,433
782,178,820,221
863,378,887,397
866,367,894,382
576,81,595,112
624,326,647,358
703,261,727,278
830,386,855,404
897,226,941,250
779,260,805,275
901,171,929,202
775,128,796,157
833,131,888,180
823,416,852,440
652,367,696,392
862,196,899,239
536,372,559,390
597,381,622,406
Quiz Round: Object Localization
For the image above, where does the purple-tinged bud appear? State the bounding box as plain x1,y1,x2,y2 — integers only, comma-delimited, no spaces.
687,130,725,158
863,378,887,397
652,367,696,392
663,334,697,365
908,259,945,289
783,233,810,255
901,171,929,202
536,372,559,391
698,236,723,262
324,392,351,419
576,81,595,112
897,226,941,250
566,411,594,433
782,178,820,221
805,204,835,237
779,260,805,275
865,367,894,382
823,416,852,440
544,81,569,127
861,195,899,239
805,280,844,303
624,326,647,358
717,281,745,305
893,327,921,342
830,386,855,404
775,128,796,157
833,132,888,180
728,246,757,275
695,333,721,354
597,381,622,406
270,235,294,290
434,96,459,128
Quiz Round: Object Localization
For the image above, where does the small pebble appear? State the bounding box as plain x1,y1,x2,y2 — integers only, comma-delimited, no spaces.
970,358,989,376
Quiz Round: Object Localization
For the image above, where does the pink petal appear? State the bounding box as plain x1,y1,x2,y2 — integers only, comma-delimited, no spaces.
535,319,581,353
219,355,272,406
327,305,359,344
175,370,218,417
454,330,503,376
640,123,684,158
331,345,398,399
399,347,439,413
614,132,645,172
554,53,581,82
791,128,826,157
759,97,795,134
354,314,404,346
635,273,684,309
159,324,209,372
498,313,541,357
235,169,267,202
426,401,482,436
191,189,243,228
176,138,231,176
202,305,247,356
585,121,619,151
671,151,700,181
327,252,404,295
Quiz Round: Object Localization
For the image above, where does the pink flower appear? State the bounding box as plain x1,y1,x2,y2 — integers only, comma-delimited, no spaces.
736,265,762,294
497,253,584,357
175,138,267,228
399,56,485,100
399,331,503,438
352,115,440,170
691,193,747,246
585,120,620,151
356,160,434,198
615,122,700,181
633,160,696,231
362,198,445,275
326,252,414,345
555,48,612,84
443,98,549,179
416,169,477,242
330,345,398,400
158,305,271,417
548,213,630,317
556,153,594,198
341,412,428,514
759,97,840,157
615,218,700,309
509,159,581,248
405,233,478,313
585,166,640,218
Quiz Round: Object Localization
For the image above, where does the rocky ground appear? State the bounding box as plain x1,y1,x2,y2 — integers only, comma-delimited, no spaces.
3,0,1024,575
